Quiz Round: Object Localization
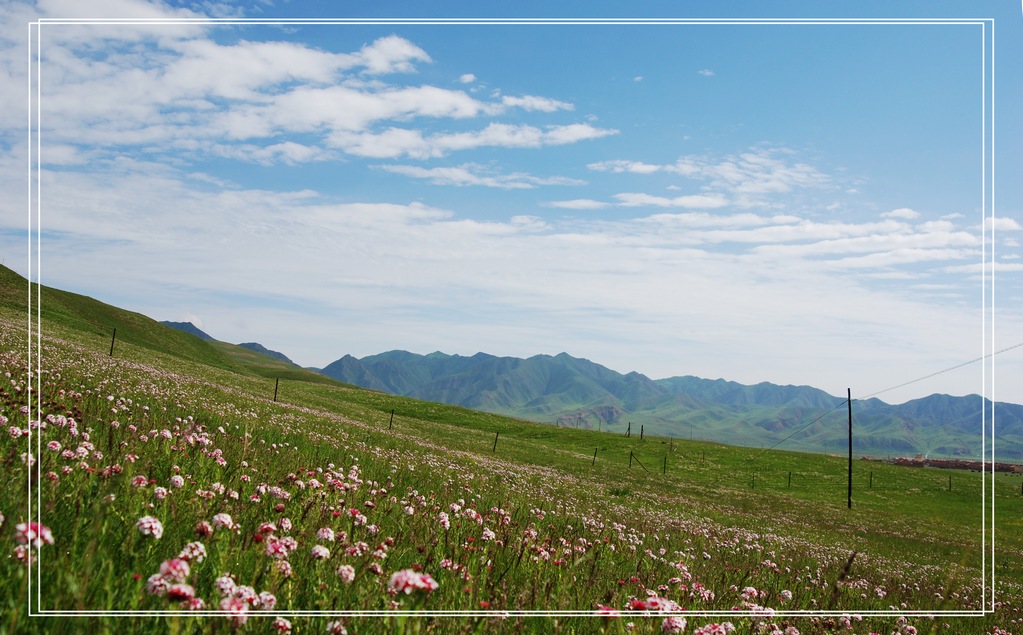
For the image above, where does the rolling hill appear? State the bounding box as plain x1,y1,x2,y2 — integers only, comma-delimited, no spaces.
5,262,1017,461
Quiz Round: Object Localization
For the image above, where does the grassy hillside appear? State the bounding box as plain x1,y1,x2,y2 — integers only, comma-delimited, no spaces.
0,265,347,389
1,270,1021,634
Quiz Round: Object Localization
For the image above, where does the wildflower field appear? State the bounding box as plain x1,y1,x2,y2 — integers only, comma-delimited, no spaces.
1,270,1021,634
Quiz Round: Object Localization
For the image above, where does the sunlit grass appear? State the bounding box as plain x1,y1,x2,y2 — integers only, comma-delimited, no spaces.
0,301,1020,634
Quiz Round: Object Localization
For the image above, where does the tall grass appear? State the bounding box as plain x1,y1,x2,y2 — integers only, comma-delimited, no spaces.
0,310,1020,634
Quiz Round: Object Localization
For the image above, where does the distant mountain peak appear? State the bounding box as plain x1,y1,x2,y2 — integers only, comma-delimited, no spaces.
160,321,215,341
238,342,296,365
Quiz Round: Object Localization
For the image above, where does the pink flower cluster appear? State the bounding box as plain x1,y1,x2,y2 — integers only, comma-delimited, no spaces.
387,568,439,595
136,515,164,539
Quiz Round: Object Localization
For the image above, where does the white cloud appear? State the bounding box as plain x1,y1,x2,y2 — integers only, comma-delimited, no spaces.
354,34,432,74
613,192,730,209
986,216,1022,231
588,148,831,208
547,199,611,210
20,25,603,165
698,69,715,77
882,207,920,220
330,122,617,159
374,163,585,189
459,73,476,84
542,123,619,145
588,160,662,174
500,95,573,112
211,141,337,166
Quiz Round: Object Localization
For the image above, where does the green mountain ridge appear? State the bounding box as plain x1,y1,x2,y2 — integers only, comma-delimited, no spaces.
4,263,1016,461
318,349,1023,460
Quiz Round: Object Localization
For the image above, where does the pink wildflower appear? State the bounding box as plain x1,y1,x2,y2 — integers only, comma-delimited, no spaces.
167,583,196,602
15,522,54,548
146,574,169,596
159,558,190,583
259,591,278,610
317,527,335,542
388,569,439,595
178,541,207,562
311,545,331,560
215,574,236,597
336,564,356,584
662,616,687,634
136,515,163,539
265,537,289,560
219,596,249,626
272,617,292,634
183,597,206,610
274,560,293,578
326,621,348,634
212,513,235,530
597,604,620,618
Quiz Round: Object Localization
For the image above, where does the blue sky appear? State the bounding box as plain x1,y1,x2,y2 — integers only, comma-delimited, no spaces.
2,0,1021,406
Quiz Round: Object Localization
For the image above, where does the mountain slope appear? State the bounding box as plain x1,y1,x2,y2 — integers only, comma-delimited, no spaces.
317,349,1023,459
160,321,215,341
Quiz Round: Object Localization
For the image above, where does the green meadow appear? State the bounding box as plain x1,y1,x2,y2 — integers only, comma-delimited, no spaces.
0,266,1020,634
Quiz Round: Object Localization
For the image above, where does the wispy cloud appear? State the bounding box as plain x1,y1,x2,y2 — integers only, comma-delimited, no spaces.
546,199,611,210
374,163,585,189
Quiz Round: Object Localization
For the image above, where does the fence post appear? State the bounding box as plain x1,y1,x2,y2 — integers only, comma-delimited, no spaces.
663,455,667,475
273,378,279,402
640,424,644,440
109,328,117,356
626,422,631,438
592,447,598,466
629,451,633,469
788,471,791,488
493,431,499,452
388,409,394,430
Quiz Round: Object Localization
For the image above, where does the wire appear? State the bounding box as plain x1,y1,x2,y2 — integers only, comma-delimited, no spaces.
747,398,849,462
862,341,1023,400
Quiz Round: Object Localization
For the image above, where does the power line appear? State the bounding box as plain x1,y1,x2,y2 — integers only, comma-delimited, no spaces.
749,343,1023,459
747,398,848,461
861,341,1023,401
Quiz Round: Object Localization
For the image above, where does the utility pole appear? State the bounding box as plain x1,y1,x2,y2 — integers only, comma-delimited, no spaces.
847,388,853,509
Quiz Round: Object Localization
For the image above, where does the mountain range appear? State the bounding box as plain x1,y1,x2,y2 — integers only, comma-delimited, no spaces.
157,317,1022,460
312,349,1023,460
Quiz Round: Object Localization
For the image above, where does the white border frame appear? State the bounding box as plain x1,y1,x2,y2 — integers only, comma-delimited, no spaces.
25,15,996,622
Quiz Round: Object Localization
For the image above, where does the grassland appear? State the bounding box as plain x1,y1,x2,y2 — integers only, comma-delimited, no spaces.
1,268,1021,634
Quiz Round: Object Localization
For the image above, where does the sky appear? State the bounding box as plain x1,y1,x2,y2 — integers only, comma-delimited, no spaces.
1,0,1022,406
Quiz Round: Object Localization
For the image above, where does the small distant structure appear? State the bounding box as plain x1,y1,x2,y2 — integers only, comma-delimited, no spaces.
889,456,1022,473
